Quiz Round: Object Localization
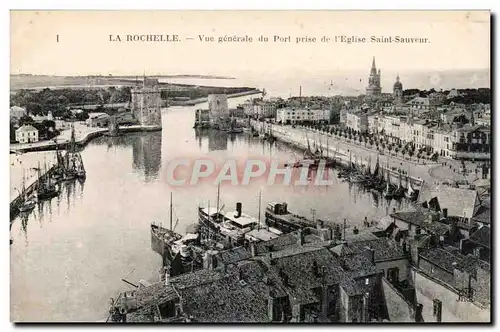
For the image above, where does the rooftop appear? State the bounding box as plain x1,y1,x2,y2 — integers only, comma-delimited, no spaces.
418,184,480,219
419,247,466,274
15,124,38,132
469,226,490,249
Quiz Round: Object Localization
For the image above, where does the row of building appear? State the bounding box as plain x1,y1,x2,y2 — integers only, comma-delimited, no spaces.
343,107,490,159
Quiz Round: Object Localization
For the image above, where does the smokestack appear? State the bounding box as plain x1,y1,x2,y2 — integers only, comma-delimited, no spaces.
235,202,242,218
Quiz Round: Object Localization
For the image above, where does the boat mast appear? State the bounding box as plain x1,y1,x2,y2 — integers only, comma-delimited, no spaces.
169,192,173,231
258,190,262,230
216,182,220,222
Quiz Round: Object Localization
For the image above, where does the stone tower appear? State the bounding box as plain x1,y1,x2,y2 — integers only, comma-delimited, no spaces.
131,77,162,127
393,73,403,103
366,57,382,96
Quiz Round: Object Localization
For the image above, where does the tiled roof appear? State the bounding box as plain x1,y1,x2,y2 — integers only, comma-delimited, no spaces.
15,125,38,132
472,204,491,224
418,185,479,219
455,254,490,278
419,247,466,273
128,282,180,322
391,211,430,227
254,232,298,255
422,222,451,237
469,226,490,249
179,269,270,322
215,246,252,266
331,238,406,263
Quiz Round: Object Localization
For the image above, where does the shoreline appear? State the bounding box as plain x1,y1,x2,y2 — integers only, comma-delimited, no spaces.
10,91,261,153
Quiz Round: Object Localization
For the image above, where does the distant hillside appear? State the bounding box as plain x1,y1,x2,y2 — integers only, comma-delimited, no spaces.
10,74,236,90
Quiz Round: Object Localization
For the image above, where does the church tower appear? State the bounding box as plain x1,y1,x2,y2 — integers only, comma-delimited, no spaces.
366,57,382,96
393,73,403,104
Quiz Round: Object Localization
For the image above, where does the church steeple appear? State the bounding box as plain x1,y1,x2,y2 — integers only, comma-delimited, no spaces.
371,57,377,74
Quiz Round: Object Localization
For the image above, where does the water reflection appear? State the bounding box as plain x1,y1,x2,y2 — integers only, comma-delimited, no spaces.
132,133,162,181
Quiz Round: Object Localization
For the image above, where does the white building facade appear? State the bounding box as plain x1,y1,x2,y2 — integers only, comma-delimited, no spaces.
15,125,39,144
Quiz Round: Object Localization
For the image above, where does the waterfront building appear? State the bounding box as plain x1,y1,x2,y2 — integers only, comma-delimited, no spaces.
86,112,110,127
15,124,38,143
131,77,163,127
208,94,229,123
276,108,329,124
346,110,369,134
366,57,382,97
242,99,277,119
367,114,379,134
433,127,454,157
450,125,490,159
393,74,403,104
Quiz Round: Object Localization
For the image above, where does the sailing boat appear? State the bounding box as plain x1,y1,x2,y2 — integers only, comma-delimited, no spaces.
18,170,36,212
383,157,396,199
393,172,407,199
65,126,86,181
150,192,189,264
405,166,419,201
36,161,59,201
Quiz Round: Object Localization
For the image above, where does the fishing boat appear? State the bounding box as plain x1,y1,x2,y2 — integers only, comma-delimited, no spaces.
18,171,36,213
383,181,395,199
36,162,59,201
65,126,86,180
151,193,201,267
393,173,407,199
406,178,420,201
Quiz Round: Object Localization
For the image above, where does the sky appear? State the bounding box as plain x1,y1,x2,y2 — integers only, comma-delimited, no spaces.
10,11,490,77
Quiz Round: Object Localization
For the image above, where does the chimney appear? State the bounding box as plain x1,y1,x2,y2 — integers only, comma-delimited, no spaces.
363,246,375,265
268,289,276,321
297,229,305,245
459,238,466,253
414,303,424,322
235,202,242,218
203,250,216,270
363,293,370,322
442,208,448,219
433,299,442,322
250,241,257,257
238,269,244,281
165,270,170,286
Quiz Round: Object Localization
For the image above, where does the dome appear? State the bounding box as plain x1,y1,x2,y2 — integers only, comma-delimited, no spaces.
393,74,403,90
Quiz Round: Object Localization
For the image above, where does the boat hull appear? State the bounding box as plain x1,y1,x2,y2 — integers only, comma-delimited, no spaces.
37,189,59,201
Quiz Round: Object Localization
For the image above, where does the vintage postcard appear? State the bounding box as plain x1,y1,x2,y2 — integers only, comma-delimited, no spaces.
9,10,491,323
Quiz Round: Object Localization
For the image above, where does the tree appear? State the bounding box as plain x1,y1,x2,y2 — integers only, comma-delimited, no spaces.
18,115,35,127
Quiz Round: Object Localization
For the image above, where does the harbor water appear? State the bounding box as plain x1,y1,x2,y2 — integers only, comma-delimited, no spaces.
10,94,411,322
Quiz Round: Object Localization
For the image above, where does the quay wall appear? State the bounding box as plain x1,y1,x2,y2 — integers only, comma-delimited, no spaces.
251,120,422,187
170,90,261,106
10,125,162,153
10,162,58,218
